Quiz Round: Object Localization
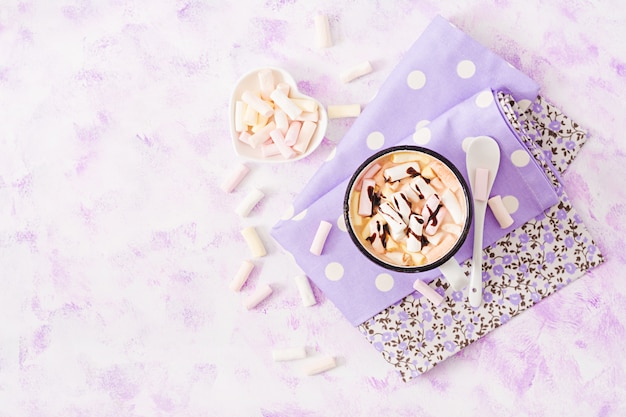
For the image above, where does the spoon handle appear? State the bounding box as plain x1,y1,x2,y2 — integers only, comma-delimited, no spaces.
469,200,487,307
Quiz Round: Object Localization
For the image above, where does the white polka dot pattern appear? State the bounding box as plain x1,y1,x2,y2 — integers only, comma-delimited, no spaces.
462,136,475,152
413,127,431,145
475,90,494,108
407,70,426,90
517,99,532,112
415,120,430,130
456,60,476,79
502,195,519,213
325,262,344,281
337,214,347,232
281,204,295,220
375,273,394,292
292,209,308,221
511,149,530,167
366,131,385,150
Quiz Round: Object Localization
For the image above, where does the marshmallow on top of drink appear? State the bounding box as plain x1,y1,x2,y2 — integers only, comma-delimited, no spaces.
347,150,468,268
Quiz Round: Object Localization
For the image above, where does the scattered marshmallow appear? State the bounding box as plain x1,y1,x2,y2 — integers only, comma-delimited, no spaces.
327,104,361,118
272,346,307,362
303,355,337,375
473,167,490,201
310,220,333,255
340,61,373,83
221,163,250,193
488,195,514,228
294,274,317,307
314,14,332,48
241,226,267,258
235,188,265,217
413,279,444,306
230,260,255,292
244,283,273,310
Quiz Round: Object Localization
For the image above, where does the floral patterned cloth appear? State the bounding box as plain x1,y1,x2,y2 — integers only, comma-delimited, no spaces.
357,94,604,381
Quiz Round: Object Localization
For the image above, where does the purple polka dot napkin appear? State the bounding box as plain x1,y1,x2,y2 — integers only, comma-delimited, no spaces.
271,15,562,326
286,16,540,213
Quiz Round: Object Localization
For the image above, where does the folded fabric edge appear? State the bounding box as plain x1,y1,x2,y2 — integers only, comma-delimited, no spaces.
494,90,562,210
526,96,590,175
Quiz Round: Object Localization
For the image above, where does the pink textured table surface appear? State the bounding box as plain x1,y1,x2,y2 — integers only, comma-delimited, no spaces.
1,1,625,416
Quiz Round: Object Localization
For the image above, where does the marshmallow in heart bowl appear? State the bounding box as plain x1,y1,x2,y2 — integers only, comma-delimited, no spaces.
229,67,328,163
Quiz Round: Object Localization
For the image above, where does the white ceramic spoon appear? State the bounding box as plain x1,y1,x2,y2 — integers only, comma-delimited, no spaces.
466,136,501,308
228,67,328,163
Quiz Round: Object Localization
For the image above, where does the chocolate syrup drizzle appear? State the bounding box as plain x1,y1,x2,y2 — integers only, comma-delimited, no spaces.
361,168,445,253
407,216,429,247
367,185,382,212
366,220,391,249
425,203,443,227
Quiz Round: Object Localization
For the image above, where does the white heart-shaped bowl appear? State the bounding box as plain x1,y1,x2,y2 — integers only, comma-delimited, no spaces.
228,67,328,163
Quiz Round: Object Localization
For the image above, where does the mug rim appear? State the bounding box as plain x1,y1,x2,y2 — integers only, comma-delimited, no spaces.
343,145,473,273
